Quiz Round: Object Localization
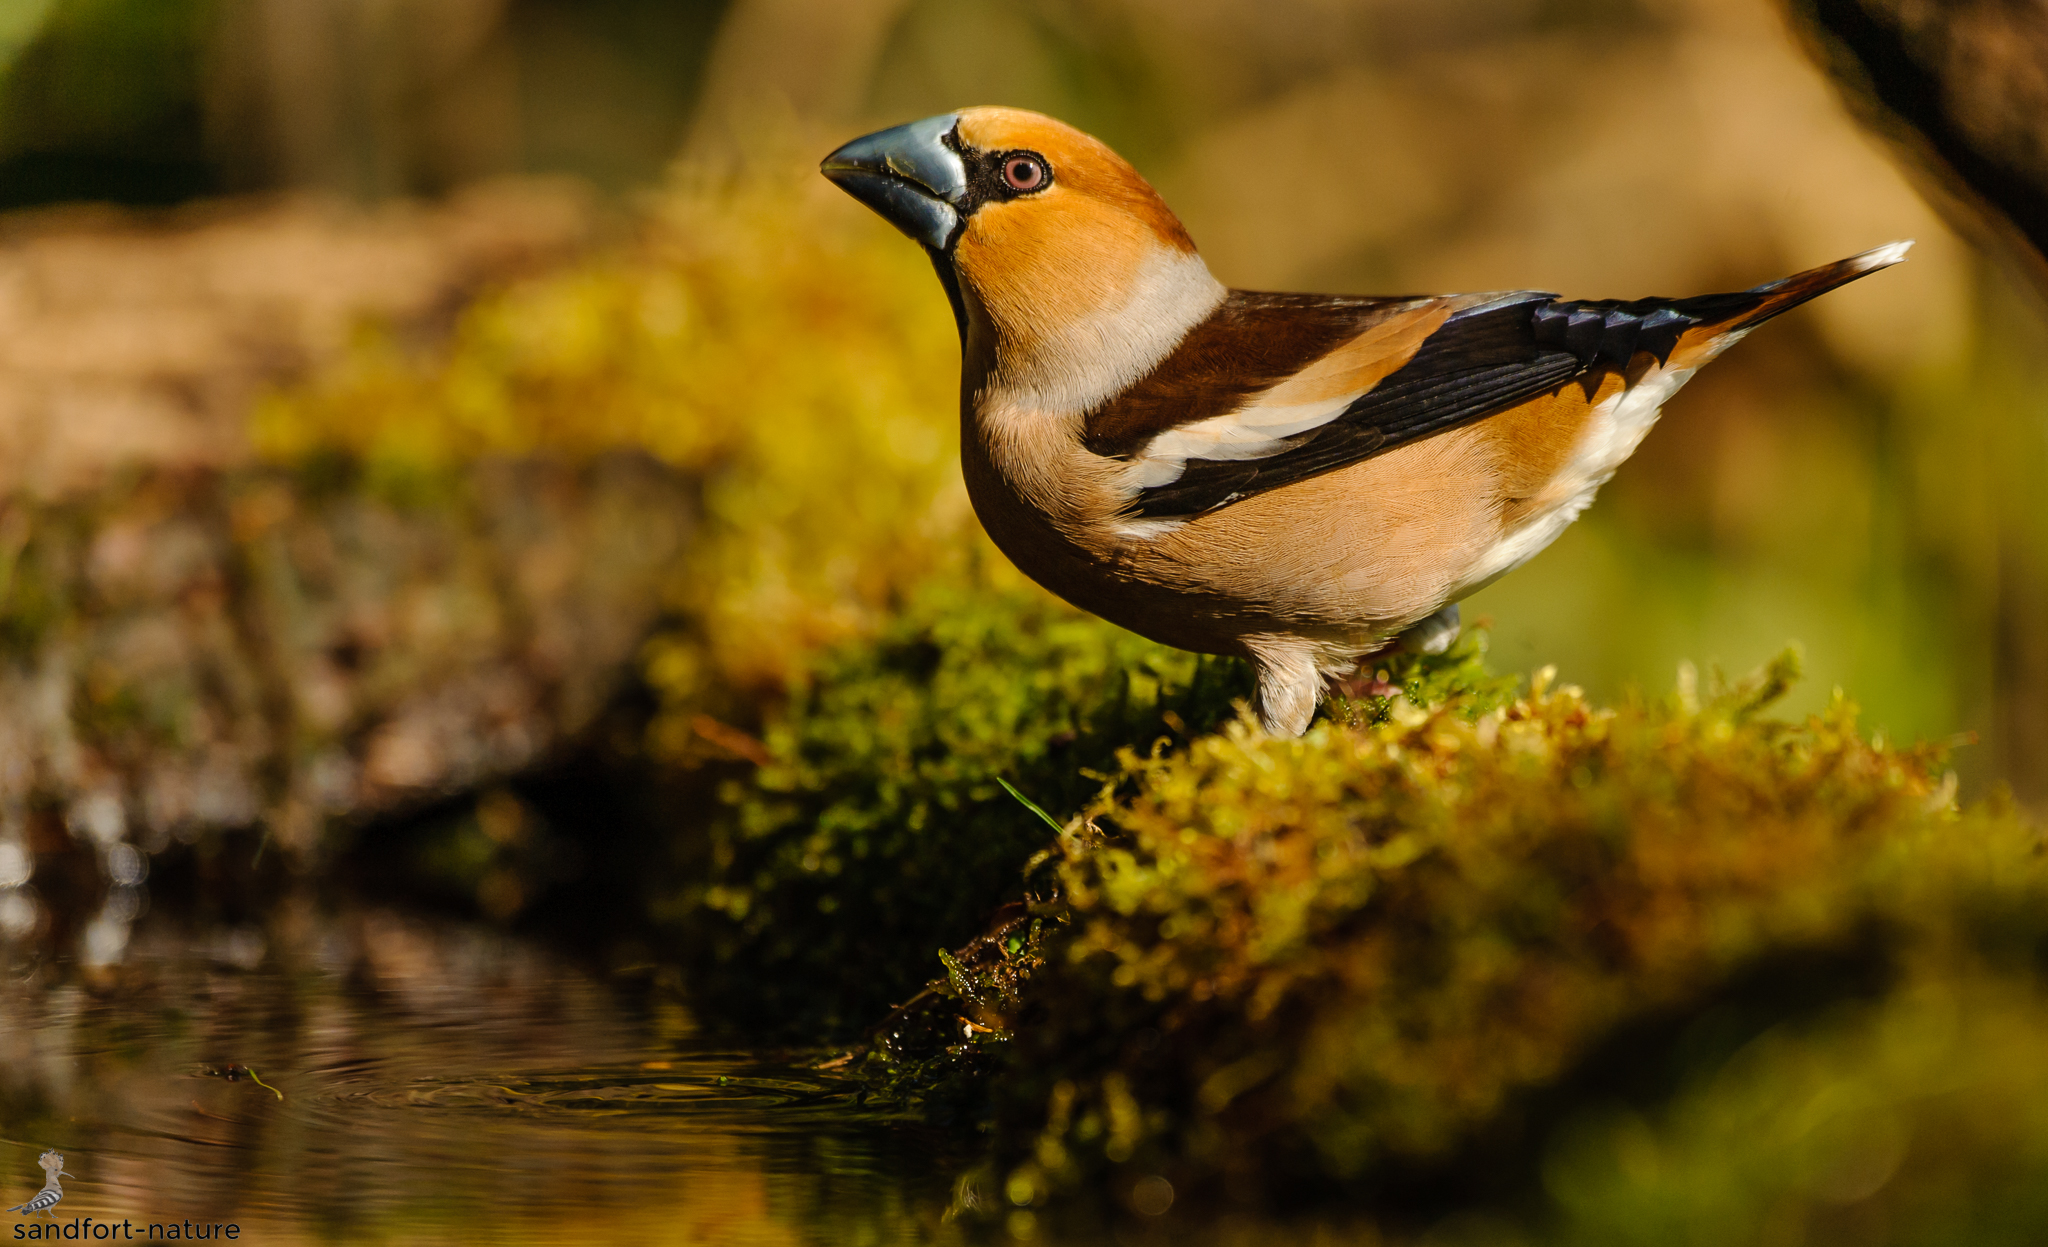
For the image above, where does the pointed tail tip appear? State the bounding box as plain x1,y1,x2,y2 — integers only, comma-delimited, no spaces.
1856,239,1915,270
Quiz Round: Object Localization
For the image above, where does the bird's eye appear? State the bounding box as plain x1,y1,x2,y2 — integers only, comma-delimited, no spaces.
1003,156,1046,192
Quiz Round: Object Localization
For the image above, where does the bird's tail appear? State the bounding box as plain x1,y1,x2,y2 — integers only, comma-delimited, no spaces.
1532,241,1913,373
1704,240,1914,334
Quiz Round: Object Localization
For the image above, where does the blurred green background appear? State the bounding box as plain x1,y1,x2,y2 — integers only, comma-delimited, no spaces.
0,0,2041,807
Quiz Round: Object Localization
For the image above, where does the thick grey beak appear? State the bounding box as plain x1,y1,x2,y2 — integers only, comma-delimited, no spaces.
820,113,966,251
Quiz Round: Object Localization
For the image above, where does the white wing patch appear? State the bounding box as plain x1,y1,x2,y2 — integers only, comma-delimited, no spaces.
1111,295,1461,497
1122,392,1358,489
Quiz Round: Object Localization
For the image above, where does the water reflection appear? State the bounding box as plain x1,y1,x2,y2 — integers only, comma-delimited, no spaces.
0,906,969,1244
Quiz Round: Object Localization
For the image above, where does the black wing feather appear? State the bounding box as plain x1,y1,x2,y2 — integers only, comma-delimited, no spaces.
1130,294,1572,519
1127,287,1758,521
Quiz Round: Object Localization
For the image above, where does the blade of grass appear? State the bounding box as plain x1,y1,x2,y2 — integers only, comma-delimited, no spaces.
999,777,1065,834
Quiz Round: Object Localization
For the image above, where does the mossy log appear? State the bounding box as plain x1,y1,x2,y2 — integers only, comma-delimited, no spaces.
0,455,688,869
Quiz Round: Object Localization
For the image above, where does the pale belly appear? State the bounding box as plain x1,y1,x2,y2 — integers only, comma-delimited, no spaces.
1107,359,1704,659
1442,361,1701,603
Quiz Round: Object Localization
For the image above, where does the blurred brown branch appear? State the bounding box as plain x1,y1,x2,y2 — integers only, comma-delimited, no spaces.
1783,0,2048,295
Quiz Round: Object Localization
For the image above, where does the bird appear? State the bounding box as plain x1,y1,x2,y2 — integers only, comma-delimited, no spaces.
820,107,1909,736
9,1150,72,1220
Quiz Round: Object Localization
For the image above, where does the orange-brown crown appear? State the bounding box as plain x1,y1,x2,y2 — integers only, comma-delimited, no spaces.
954,107,1194,254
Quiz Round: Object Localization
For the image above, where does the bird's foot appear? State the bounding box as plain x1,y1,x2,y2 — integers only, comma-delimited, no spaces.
1395,602,1462,655
1330,665,1398,701
1326,605,1462,706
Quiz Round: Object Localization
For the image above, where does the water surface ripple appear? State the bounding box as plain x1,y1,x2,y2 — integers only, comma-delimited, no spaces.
0,907,968,1244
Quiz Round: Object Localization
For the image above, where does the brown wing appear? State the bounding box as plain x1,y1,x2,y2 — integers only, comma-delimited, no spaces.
1081,291,1428,460
1108,244,1911,521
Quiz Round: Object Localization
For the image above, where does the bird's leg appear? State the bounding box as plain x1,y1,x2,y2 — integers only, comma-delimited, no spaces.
1395,602,1461,655
1243,634,1323,737
1247,607,1461,734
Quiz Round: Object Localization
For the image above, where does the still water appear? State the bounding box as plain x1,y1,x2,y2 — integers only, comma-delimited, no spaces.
0,901,974,1245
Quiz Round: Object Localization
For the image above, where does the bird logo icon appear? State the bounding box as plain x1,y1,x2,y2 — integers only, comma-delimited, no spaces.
8,1150,72,1220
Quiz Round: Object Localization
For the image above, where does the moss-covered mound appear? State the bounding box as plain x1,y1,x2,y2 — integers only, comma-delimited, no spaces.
660,572,1253,1036
972,658,2048,1238
657,569,1532,1038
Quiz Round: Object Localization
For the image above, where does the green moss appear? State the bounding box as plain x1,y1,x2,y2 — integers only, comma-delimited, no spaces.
974,656,2044,1229
662,568,1529,1039
0,506,72,659
659,572,1253,1036
1539,962,2048,1246
838,899,1057,1127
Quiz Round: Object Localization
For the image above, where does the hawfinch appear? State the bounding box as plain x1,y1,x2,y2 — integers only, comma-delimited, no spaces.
821,107,1908,736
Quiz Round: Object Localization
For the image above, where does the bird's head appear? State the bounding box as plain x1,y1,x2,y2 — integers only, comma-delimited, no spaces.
37,1151,69,1178
822,108,1219,394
